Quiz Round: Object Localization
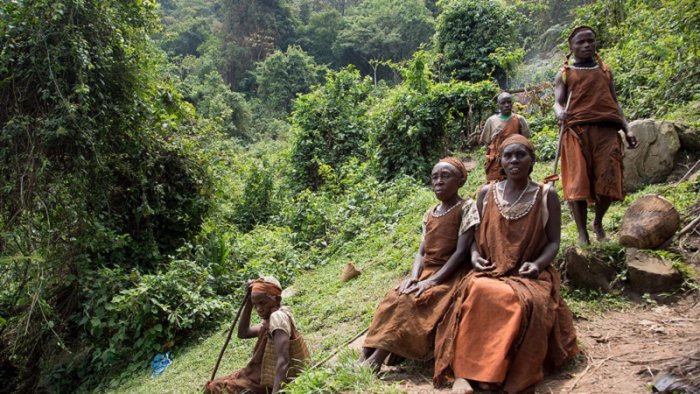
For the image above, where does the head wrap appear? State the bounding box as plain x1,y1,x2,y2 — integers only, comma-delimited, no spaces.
568,25,596,44
251,276,282,297
438,157,468,184
499,134,536,159
497,91,512,103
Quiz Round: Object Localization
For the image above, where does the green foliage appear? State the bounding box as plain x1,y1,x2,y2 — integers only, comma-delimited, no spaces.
295,8,346,67
253,45,327,114
285,350,403,393
289,67,375,190
176,57,253,139
334,0,434,79
0,0,216,390
571,0,700,118
76,260,227,374
530,119,559,161
370,59,499,180
434,0,521,84
219,0,297,90
232,163,275,233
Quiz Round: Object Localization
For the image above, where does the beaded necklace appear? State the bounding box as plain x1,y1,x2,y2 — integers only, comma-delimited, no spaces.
431,198,463,218
493,181,539,220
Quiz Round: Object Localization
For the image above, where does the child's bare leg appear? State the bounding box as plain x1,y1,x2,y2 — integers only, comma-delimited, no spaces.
592,195,612,241
451,378,474,394
569,200,590,245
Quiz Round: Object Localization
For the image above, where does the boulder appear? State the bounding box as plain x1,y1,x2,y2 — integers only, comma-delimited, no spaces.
563,247,619,291
626,248,683,294
619,195,680,249
676,122,700,152
624,120,681,192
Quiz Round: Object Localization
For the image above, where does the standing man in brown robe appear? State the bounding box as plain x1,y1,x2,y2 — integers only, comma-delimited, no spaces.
481,92,531,182
554,26,638,245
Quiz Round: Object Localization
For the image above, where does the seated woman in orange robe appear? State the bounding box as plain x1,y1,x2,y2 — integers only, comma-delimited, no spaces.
433,135,578,394
361,157,480,371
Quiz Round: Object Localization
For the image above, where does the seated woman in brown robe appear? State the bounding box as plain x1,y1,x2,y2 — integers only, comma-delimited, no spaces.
433,135,579,394
205,277,306,394
360,157,480,370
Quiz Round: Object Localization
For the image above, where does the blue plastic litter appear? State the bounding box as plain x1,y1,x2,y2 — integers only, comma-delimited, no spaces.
150,352,173,378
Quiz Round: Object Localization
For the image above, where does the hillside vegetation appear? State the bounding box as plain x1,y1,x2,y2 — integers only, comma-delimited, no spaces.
1,0,698,392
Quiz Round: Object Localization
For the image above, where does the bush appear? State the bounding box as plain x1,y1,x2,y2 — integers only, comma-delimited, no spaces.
434,0,522,84
289,67,375,191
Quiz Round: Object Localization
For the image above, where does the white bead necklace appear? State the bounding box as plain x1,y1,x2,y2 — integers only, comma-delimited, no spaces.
431,198,463,218
494,181,539,221
500,180,528,207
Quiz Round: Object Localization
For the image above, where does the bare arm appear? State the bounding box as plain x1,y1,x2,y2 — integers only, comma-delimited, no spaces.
519,186,561,277
608,71,637,147
553,70,568,122
396,241,425,293
237,289,262,339
406,227,474,296
471,186,494,271
271,329,290,393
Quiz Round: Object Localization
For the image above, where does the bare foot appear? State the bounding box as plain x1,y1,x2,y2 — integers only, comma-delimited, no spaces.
451,378,474,394
577,230,590,245
592,221,607,241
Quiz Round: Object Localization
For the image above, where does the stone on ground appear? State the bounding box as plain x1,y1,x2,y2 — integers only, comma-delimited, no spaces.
563,247,619,291
624,120,681,192
626,248,683,294
619,194,680,249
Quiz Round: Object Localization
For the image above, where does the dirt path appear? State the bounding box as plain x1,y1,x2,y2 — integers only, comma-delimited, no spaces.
350,293,700,393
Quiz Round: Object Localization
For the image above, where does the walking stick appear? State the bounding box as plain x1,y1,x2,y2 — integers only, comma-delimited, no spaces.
547,92,572,183
210,292,249,381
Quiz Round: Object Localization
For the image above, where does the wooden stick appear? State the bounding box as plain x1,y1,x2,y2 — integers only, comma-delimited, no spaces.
551,92,573,178
660,213,700,249
210,293,249,381
676,159,700,185
312,327,369,369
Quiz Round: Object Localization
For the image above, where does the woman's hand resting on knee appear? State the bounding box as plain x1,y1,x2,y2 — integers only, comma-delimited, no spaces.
518,262,540,278
472,256,495,272
403,279,436,296
395,277,418,293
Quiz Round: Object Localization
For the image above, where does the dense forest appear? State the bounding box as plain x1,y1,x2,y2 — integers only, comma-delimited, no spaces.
1,0,698,392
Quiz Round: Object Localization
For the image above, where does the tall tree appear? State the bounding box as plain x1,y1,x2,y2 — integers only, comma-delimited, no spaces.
220,0,296,90
334,0,434,82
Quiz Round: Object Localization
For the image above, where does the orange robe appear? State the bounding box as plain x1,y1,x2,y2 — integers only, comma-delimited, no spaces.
363,200,477,360
484,115,523,182
560,64,625,202
434,184,578,393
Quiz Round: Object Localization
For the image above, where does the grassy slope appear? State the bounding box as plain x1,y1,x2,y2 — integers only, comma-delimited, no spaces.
104,155,698,393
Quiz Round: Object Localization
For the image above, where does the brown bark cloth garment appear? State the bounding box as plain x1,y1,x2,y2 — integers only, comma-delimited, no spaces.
484,115,522,182
205,319,301,394
363,199,479,360
560,64,625,202
434,184,578,394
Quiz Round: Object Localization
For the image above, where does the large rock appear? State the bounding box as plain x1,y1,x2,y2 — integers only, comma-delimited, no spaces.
624,119,681,192
563,247,619,291
676,122,700,152
626,248,683,294
619,195,680,249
